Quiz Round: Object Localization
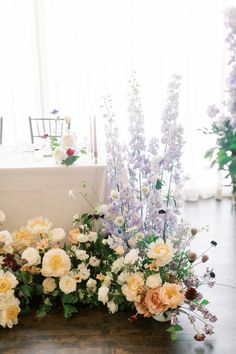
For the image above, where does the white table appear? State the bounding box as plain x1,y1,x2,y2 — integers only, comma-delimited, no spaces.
0,150,107,232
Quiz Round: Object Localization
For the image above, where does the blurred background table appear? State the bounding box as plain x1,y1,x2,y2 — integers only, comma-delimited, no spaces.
0,149,106,232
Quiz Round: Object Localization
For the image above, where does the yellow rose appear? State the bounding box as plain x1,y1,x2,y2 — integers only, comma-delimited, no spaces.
0,295,21,328
0,270,18,296
160,282,185,309
12,228,35,252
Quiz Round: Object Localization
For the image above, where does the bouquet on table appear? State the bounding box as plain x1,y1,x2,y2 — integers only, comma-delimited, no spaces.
50,113,86,166
0,75,217,341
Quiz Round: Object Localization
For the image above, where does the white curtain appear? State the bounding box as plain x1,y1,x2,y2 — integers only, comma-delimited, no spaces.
0,0,233,199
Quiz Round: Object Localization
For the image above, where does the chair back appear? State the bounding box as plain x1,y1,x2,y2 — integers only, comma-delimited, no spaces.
29,117,70,144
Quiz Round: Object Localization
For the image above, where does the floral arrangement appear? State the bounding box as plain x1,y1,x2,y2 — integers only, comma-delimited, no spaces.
0,74,217,341
204,8,236,202
50,111,86,166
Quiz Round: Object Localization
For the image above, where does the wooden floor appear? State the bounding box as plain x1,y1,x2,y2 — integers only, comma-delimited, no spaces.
1,199,236,354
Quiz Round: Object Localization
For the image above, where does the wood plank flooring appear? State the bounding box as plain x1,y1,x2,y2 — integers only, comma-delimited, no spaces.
0,199,235,354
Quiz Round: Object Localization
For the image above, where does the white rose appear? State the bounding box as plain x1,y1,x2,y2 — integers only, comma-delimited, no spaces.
59,275,77,294
42,278,57,294
0,210,6,224
75,249,89,261
62,133,76,148
86,278,97,292
117,271,130,285
48,228,66,243
146,274,162,288
96,204,108,214
89,256,100,267
77,263,90,280
110,190,120,201
41,249,71,277
87,231,97,243
64,115,71,125
114,216,125,227
111,257,124,273
124,249,139,265
53,147,66,163
22,247,41,266
0,230,13,246
107,301,118,314
98,285,109,304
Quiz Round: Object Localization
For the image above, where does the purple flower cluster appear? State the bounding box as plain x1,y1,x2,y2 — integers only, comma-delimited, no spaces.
102,73,184,244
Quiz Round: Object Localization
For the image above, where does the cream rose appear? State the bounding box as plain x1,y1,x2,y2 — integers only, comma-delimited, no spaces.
124,249,139,265
89,256,100,267
42,278,57,294
26,216,52,235
147,239,174,266
146,274,162,289
59,275,77,294
111,257,124,273
53,147,66,163
68,229,88,244
0,295,21,328
159,283,185,309
75,249,89,261
41,248,71,277
107,301,118,314
62,133,76,148
87,231,97,243
48,228,66,243
86,278,97,292
21,247,41,266
0,230,13,246
0,270,18,297
98,285,109,304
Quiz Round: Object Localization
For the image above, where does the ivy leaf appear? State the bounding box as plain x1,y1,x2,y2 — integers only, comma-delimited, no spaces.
155,178,164,190
63,304,78,319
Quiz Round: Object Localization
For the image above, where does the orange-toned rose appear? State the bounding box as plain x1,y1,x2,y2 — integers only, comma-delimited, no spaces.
135,298,152,318
144,288,169,315
121,273,144,302
68,229,88,244
159,282,185,309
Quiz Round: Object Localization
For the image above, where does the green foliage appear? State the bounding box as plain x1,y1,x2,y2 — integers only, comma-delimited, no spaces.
63,304,78,319
166,324,183,341
62,155,79,167
201,299,209,305
205,120,236,192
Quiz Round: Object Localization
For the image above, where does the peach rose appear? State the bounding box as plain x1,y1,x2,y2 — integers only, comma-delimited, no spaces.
135,298,152,318
159,282,185,309
68,229,88,244
121,273,144,302
144,288,169,315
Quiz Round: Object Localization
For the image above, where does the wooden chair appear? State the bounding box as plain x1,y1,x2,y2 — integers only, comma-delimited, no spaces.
29,116,70,144
0,117,3,145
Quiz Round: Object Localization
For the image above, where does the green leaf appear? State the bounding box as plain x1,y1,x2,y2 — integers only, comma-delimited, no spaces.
174,324,183,332
62,155,79,166
36,305,52,319
44,297,53,306
155,178,164,190
80,148,87,154
170,332,177,341
229,157,236,175
204,147,216,159
78,289,85,301
21,284,33,298
63,304,78,319
62,293,78,304
201,299,209,305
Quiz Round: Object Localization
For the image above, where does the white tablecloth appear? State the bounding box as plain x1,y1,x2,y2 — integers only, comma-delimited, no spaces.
0,151,107,232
